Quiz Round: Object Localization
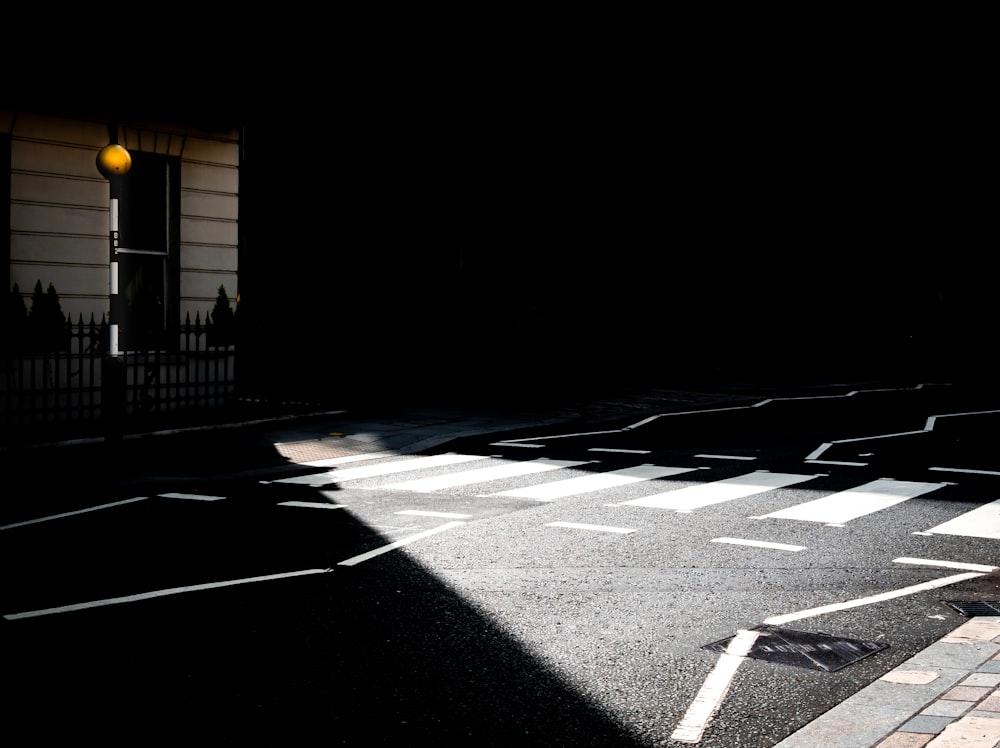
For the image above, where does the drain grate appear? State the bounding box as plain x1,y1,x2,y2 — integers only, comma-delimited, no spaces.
702,625,889,672
943,601,1000,617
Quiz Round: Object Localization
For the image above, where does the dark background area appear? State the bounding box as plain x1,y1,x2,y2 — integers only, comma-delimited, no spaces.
238,56,989,405
4,39,989,405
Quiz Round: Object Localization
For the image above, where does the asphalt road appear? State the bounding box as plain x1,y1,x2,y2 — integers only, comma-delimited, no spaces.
3,382,998,746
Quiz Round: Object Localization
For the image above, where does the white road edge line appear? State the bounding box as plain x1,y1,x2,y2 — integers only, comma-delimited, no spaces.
806,405,1000,462
4,568,331,620
6,521,470,620
671,628,761,743
0,496,150,530
674,567,986,743
277,501,346,509
763,572,986,626
711,537,806,552
894,557,998,573
159,492,226,501
545,521,635,534
337,521,465,566
929,466,1000,476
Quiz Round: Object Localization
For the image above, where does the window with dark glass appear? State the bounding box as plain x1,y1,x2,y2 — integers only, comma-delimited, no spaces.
117,151,180,351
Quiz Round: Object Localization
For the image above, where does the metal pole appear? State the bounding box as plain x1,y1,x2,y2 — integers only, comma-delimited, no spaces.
97,122,131,440
109,188,120,356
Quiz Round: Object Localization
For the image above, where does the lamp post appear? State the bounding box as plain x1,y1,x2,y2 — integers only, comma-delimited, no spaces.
96,133,132,440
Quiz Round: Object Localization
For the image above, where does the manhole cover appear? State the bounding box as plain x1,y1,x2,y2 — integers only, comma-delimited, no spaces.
703,625,889,672
943,601,1000,617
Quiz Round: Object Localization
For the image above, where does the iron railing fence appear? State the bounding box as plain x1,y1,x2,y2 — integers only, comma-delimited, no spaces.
1,312,238,446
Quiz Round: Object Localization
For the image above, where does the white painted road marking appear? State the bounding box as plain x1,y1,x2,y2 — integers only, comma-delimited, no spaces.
805,404,1000,463
675,564,988,743
930,466,1000,477
759,478,948,525
696,454,757,461
921,498,1000,539
337,521,465,566
490,464,695,500
4,520,468,620
671,628,760,743
397,510,473,519
545,522,635,534
0,496,149,530
277,453,488,485
806,459,868,466
762,572,986,625
379,458,588,492
711,537,806,552
159,492,226,501
4,568,331,620
894,557,998,573
619,471,820,511
300,449,397,467
277,501,346,509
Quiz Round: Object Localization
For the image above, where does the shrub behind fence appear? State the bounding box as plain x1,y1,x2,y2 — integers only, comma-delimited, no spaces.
1,312,236,444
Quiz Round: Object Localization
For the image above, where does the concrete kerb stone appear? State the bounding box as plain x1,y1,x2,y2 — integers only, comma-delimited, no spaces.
773,619,1000,748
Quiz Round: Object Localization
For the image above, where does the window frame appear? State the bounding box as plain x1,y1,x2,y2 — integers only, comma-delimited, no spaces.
117,150,180,352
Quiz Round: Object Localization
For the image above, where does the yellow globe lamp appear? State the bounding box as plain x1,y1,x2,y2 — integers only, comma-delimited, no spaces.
96,143,132,178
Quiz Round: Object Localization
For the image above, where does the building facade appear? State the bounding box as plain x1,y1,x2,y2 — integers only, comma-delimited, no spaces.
2,108,241,339
1,108,245,441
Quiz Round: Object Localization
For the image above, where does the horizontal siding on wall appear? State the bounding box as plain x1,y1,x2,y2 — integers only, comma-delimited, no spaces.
10,233,105,266
182,246,238,273
11,202,105,237
11,264,109,321
9,115,116,321
7,110,241,333
12,139,108,180
183,159,238,193
181,216,238,247
12,113,108,149
11,171,107,208
182,190,238,221
182,269,238,300
182,137,239,167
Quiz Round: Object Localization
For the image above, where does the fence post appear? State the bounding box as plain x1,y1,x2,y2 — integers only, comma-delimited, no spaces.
102,354,126,441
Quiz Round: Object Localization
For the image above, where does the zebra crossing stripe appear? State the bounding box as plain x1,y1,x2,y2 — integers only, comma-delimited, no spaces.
921,498,1000,539
619,471,820,511
379,458,588,492
277,455,994,539
759,479,948,525
490,464,696,500
276,453,487,485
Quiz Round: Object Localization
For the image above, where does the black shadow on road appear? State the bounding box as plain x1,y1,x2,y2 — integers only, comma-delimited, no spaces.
2,466,651,747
